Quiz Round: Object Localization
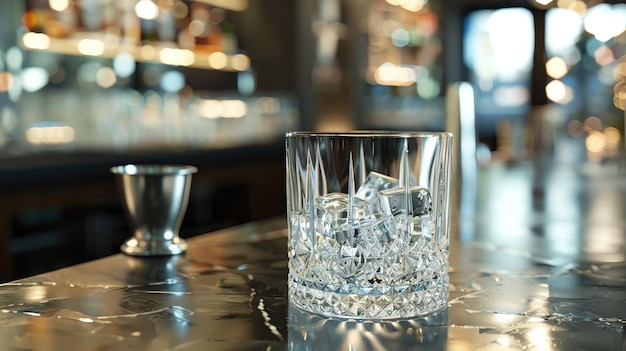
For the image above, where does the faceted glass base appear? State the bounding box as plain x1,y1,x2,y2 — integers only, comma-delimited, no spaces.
288,272,449,320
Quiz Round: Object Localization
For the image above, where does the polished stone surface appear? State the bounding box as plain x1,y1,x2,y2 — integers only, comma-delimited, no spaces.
0,158,624,350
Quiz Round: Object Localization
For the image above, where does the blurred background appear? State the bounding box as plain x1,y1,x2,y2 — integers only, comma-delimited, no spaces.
0,0,624,281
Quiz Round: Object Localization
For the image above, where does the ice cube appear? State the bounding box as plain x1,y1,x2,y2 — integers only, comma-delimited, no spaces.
315,192,370,244
315,193,369,223
379,186,433,217
354,213,397,254
356,172,399,215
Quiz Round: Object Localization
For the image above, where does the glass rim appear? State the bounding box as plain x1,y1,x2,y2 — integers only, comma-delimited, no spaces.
110,164,198,176
286,131,452,138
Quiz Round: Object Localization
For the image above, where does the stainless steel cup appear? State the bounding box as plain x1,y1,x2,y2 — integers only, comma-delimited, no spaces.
111,164,197,256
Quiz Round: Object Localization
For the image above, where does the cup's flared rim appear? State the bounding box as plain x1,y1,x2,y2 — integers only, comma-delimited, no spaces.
286,131,452,138
110,164,198,176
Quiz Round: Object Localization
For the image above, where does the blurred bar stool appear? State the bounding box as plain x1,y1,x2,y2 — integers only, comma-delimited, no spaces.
445,82,478,241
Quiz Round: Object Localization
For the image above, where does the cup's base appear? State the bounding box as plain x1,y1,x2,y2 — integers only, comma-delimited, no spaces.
288,275,448,320
120,237,188,256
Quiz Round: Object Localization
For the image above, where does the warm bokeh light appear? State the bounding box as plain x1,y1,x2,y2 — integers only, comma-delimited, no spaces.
231,54,251,71
196,99,247,119
603,127,621,154
545,80,572,103
0,72,14,92
26,125,75,145
614,81,626,107
159,48,195,66
139,45,157,60
545,57,568,79
135,0,159,20
374,63,416,86
401,0,427,12
78,39,105,56
558,0,586,15
585,130,606,153
96,67,117,88
526,327,552,351
584,116,602,131
594,46,614,66
208,52,228,69
188,20,206,37
22,32,50,50
49,0,69,12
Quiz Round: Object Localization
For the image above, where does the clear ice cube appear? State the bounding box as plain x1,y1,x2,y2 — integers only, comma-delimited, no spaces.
354,213,397,254
356,172,399,215
315,192,370,245
379,186,433,217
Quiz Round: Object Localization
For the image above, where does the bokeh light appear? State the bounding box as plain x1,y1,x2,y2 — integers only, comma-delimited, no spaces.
545,57,568,79
160,70,185,93
585,130,606,153
22,32,50,50
188,20,206,37
26,124,75,145
594,46,614,66
135,0,159,20
231,54,250,71
567,119,584,137
0,72,14,92
110,54,134,79
96,67,116,88
78,39,104,56
374,63,416,86
401,0,427,12
20,67,48,92
416,77,440,99
208,52,228,69
391,28,410,48
583,3,625,43
535,0,554,6
545,80,573,103
139,45,157,60
584,116,602,131
77,62,101,84
159,48,194,66
196,99,247,119
172,1,188,18
49,0,70,12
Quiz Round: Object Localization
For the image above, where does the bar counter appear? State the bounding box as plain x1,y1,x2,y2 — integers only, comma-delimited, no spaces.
0,158,624,350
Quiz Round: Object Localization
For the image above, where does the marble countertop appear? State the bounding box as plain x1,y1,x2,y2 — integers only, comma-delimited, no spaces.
0,158,624,350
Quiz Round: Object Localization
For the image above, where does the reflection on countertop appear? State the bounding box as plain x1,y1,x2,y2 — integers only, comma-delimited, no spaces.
0,157,624,350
